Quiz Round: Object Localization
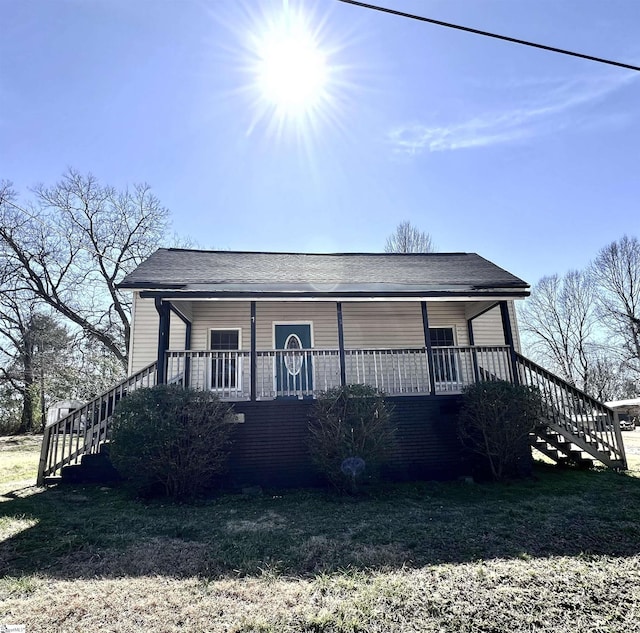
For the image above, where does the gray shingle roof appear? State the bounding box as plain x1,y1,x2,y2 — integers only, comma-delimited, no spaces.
119,249,529,297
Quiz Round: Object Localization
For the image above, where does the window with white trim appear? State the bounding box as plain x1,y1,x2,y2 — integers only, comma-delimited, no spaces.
210,329,240,390
429,327,457,383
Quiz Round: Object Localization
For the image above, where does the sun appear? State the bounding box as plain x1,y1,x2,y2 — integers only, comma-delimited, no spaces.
239,0,341,139
224,0,356,142
258,29,328,114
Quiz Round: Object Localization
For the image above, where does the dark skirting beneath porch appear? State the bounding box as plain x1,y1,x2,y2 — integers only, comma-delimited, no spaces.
227,395,467,489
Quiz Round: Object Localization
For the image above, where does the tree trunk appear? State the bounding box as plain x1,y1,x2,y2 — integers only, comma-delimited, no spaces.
17,332,36,434
19,366,35,433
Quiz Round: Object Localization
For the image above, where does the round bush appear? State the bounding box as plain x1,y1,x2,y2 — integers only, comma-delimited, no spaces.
308,384,395,493
458,380,543,481
110,385,235,500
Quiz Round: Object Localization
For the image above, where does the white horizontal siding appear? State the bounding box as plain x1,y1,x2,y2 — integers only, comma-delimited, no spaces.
341,302,471,348
129,295,187,374
509,301,522,352
129,294,159,374
190,302,252,350
471,306,504,346
256,302,338,349
423,302,470,347
169,311,187,350
172,300,193,321
342,302,424,348
470,301,522,352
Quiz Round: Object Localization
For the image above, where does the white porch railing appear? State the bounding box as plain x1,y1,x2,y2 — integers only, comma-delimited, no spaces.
165,346,514,399
255,349,341,399
344,348,430,394
166,349,342,399
431,345,514,392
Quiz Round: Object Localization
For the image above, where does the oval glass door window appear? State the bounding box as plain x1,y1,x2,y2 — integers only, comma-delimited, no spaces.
284,334,303,376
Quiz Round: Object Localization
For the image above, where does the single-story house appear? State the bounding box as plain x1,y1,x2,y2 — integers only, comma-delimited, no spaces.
37,249,627,486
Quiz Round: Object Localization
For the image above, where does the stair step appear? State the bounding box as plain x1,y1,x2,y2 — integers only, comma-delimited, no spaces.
557,456,594,470
61,464,85,483
540,434,568,444
531,442,560,461
60,452,121,484
533,428,600,469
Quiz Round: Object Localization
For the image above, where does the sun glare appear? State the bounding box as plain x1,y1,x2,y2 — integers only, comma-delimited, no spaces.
258,31,327,112
240,1,343,140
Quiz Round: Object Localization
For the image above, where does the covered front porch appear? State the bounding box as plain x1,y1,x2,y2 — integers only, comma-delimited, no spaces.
148,297,521,400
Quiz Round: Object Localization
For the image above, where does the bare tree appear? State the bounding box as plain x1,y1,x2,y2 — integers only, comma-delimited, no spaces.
592,236,640,377
0,291,121,432
0,291,73,432
0,293,40,433
384,221,435,253
0,170,171,365
519,270,601,393
585,352,635,402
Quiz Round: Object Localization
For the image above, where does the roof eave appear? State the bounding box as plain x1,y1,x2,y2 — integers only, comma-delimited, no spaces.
135,288,530,300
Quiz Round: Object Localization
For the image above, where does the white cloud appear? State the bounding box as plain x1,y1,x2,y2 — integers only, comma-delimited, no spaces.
388,72,637,154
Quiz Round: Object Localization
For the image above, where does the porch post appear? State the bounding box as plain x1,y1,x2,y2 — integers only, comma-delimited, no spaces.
250,301,257,401
466,320,481,384
169,305,191,388
421,302,437,396
154,298,170,385
336,302,347,387
500,301,520,385
184,320,192,388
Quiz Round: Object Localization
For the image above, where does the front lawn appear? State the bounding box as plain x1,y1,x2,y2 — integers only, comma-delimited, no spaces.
0,435,41,486
1,434,640,632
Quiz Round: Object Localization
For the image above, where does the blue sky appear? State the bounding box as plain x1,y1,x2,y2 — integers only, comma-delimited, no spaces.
1,0,638,286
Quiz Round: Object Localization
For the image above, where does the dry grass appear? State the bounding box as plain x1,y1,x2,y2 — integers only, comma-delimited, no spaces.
0,435,40,487
622,427,640,473
2,433,640,632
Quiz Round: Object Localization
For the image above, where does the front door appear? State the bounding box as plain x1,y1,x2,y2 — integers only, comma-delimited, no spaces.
274,324,313,397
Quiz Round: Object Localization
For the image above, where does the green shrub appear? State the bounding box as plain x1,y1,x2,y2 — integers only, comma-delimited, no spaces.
110,385,235,500
458,380,543,481
308,384,395,493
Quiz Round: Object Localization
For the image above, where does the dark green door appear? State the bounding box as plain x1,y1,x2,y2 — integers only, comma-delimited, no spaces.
275,324,313,396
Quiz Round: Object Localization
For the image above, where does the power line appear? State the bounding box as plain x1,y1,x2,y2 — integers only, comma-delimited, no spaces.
337,0,640,72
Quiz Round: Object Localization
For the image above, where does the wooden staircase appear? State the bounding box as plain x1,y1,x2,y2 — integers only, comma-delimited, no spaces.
515,354,627,470
532,429,595,469
37,362,157,485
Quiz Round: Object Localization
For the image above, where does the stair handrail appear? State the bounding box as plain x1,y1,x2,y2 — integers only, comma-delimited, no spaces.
516,353,614,412
515,352,627,469
37,361,158,485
